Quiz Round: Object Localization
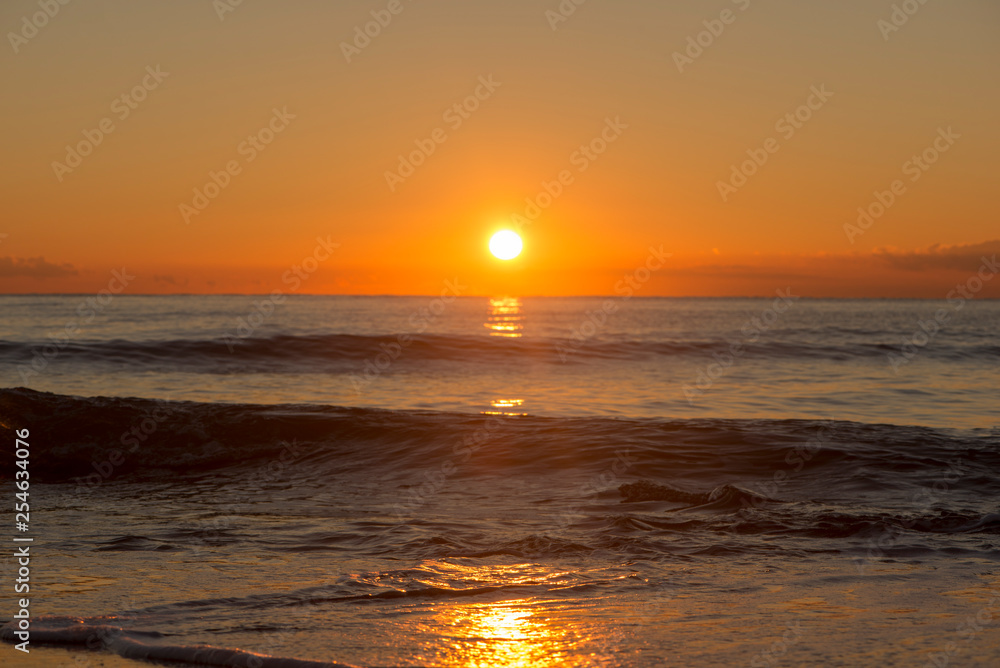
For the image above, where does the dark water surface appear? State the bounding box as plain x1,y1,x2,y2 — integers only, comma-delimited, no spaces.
1,296,998,666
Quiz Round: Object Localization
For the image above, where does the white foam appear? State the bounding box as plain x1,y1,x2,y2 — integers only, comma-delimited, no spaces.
1,618,358,668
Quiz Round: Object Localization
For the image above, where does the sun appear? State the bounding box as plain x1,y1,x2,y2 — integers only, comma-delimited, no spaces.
489,230,523,260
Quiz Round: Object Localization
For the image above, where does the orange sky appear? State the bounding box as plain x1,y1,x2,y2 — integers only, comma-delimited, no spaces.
1,0,998,297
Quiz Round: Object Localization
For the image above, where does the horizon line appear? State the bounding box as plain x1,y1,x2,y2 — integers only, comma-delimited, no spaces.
0,293,996,300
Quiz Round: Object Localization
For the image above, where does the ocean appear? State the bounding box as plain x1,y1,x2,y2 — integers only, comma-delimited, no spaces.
1,295,999,667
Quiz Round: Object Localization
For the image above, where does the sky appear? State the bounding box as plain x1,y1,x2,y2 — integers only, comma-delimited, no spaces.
1,0,998,297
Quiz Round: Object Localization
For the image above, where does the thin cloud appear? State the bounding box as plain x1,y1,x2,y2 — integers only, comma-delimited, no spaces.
873,240,1000,272
0,256,78,279
658,265,819,281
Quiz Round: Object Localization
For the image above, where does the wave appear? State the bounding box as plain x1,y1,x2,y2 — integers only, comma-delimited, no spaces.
618,481,780,509
1,618,356,667
1,388,997,486
1,333,996,371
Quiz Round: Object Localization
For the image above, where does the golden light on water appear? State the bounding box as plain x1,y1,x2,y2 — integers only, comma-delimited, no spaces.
482,298,527,416
490,398,524,409
484,398,527,417
406,561,599,667
449,602,537,667
485,297,524,338
423,598,584,668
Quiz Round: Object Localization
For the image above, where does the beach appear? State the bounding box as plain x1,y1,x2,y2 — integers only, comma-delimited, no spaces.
2,295,998,666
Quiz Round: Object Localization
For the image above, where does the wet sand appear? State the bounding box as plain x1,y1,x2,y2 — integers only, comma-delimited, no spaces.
4,645,149,668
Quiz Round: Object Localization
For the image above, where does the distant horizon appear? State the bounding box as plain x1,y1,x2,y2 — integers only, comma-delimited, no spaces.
3,293,998,301
3,242,997,298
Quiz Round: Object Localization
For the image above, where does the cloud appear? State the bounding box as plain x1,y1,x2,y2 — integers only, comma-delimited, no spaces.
873,240,1000,272
0,256,78,279
658,265,819,281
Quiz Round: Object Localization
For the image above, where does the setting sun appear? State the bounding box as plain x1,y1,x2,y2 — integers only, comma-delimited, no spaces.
489,230,523,261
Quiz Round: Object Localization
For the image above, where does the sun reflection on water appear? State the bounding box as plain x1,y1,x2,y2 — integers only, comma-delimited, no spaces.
424,599,575,668
408,562,601,667
485,297,524,338
483,398,527,417
482,297,528,417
